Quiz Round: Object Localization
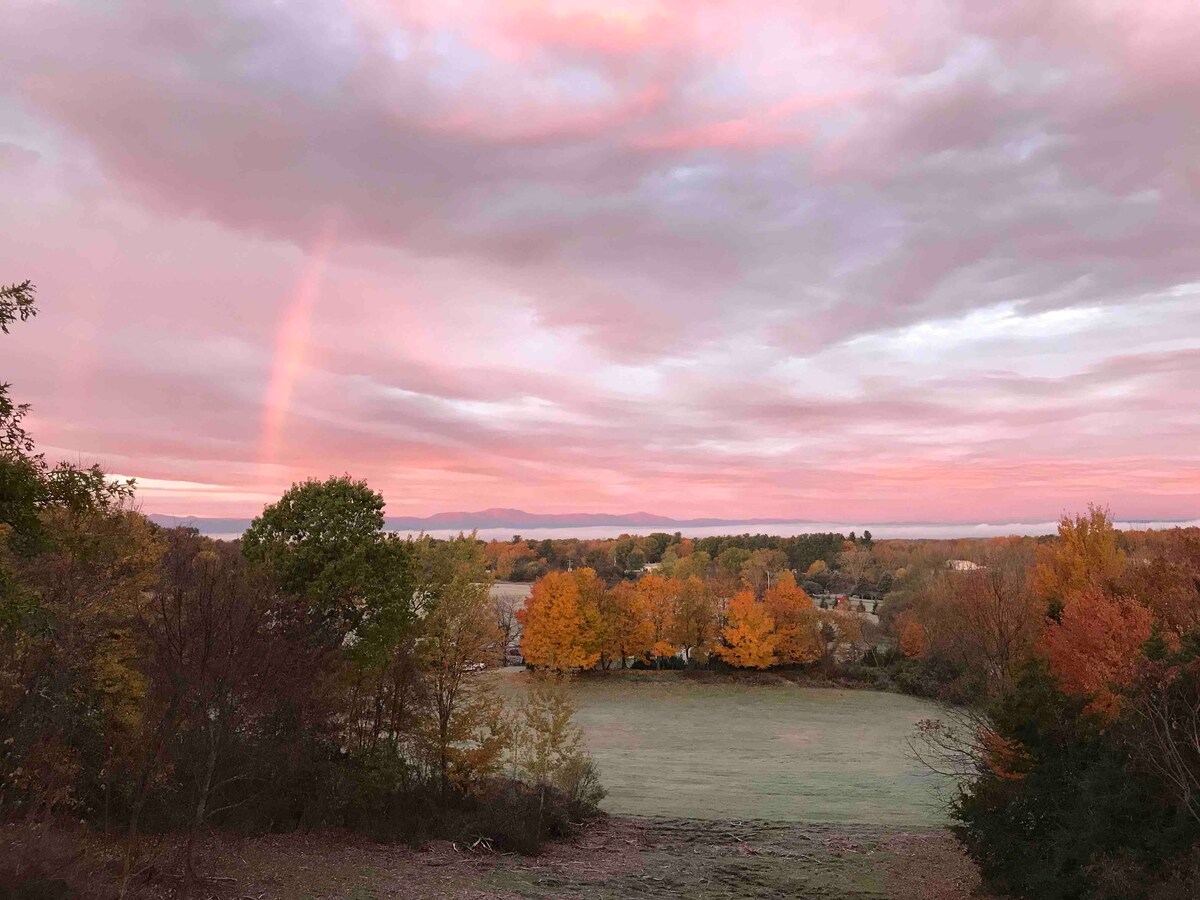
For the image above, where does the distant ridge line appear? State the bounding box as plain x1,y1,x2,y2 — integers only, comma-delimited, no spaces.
144,509,1200,539
147,508,818,535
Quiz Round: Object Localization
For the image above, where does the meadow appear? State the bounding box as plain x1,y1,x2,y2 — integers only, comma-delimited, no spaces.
502,673,953,826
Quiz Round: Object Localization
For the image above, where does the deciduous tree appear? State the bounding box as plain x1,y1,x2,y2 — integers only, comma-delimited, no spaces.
519,571,599,671
716,590,777,669
670,576,718,665
763,572,819,665
899,615,930,659
415,537,508,795
1034,505,1125,608
1039,588,1153,719
637,574,679,666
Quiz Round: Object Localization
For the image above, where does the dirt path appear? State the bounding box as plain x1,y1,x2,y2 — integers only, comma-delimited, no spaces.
190,817,979,900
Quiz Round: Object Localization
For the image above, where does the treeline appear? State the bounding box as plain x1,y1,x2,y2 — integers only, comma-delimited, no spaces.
0,284,602,896
517,568,870,673
484,530,856,585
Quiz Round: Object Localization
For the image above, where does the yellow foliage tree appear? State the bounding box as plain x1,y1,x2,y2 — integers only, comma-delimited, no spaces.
716,590,777,668
519,571,599,671
1035,505,1126,605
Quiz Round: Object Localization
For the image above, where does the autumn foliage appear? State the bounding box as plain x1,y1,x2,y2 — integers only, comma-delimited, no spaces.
716,590,778,668
1039,589,1154,720
518,570,601,671
519,564,850,671
762,572,820,665
935,509,1200,897
898,616,930,659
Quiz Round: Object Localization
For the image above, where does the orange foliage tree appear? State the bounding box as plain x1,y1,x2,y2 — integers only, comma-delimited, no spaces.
716,590,777,668
763,572,819,665
593,580,652,669
1039,588,1153,720
637,574,680,666
485,540,538,581
899,615,930,659
519,570,599,671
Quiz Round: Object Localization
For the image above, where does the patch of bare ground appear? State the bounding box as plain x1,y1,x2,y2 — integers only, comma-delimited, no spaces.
30,817,982,899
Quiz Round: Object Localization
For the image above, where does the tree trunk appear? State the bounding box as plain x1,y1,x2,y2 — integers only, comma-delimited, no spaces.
182,738,219,897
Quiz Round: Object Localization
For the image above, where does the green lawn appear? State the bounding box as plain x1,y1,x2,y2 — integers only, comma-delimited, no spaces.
506,673,954,825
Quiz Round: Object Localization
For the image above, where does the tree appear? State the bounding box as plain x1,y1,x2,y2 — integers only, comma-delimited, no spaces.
242,476,399,638
816,609,864,664
570,567,607,652
954,559,1042,696
613,536,637,571
519,571,599,671
642,532,673,563
146,531,289,885
593,581,652,669
740,549,789,597
1127,650,1200,825
0,280,36,334
1,279,43,550
2,494,162,833
1034,505,1125,609
485,540,538,581
510,676,604,841
671,549,711,582
670,576,718,665
836,546,875,592
763,572,819,665
637,573,679,666
716,590,777,668
414,536,508,796
899,616,930,659
716,546,752,579
1039,588,1153,720
493,589,521,666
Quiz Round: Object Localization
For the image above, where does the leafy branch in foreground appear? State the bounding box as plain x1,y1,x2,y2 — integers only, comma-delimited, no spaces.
0,281,36,334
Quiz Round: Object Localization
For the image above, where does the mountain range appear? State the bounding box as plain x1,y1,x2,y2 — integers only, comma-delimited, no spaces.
147,508,805,536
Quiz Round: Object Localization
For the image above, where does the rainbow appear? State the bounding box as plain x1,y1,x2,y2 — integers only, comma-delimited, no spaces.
258,222,338,475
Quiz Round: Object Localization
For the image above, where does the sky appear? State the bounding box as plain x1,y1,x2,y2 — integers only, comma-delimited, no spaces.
2,0,1199,522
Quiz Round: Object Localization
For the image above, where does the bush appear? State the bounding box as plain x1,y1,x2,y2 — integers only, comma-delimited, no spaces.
630,655,686,670
460,778,592,855
559,754,607,816
951,665,1200,899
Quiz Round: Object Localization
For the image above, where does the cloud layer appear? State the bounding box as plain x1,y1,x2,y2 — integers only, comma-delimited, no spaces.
2,0,1199,520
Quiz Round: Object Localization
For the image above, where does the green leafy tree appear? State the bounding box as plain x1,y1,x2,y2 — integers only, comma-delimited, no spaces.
2,279,43,552
242,476,411,641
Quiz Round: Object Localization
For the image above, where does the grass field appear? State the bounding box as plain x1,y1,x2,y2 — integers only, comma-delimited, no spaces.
502,672,954,826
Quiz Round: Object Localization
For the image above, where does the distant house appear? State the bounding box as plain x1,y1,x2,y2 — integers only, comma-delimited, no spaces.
947,559,983,571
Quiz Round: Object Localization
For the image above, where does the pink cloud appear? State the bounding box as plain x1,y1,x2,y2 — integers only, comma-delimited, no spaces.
2,0,1199,521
